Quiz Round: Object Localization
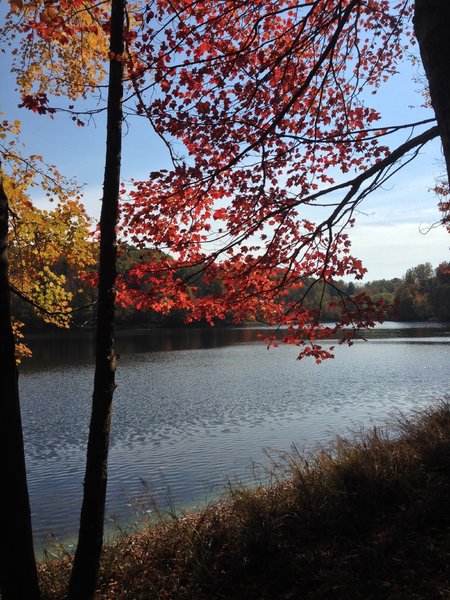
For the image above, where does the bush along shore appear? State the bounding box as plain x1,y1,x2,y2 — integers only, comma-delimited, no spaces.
39,402,450,599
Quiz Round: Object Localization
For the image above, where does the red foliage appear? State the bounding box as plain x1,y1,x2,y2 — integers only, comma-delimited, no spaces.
14,0,425,360
118,0,411,359
19,93,55,115
434,179,450,233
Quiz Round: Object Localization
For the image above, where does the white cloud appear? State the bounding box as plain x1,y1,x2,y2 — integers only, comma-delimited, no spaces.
350,221,449,280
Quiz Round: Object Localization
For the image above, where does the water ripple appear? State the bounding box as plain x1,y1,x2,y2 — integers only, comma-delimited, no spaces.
18,327,450,551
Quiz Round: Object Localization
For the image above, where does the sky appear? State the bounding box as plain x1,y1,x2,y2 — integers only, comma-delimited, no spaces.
1,16,449,282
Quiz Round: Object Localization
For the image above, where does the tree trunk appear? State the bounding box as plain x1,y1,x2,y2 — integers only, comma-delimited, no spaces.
67,1,124,598
0,167,41,599
414,0,450,184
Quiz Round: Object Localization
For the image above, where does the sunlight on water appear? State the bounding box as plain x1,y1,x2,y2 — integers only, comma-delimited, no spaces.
19,324,450,552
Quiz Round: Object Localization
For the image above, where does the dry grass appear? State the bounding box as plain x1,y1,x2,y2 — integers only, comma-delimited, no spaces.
39,401,450,599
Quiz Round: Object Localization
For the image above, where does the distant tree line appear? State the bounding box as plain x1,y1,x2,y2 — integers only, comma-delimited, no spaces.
13,249,450,330
299,261,450,323
118,258,450,325
362,262,450,322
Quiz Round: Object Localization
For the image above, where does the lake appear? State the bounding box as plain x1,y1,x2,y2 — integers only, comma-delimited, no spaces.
19,323,450,554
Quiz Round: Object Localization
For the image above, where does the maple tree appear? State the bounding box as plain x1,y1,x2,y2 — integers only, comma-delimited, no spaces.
1,3,107,597
2,0,450,598
0,165,40,600
7,1,447,359
4,1,126,597
0,118,95,598
67,0,125,596
1,120,96,332
116,0,445,359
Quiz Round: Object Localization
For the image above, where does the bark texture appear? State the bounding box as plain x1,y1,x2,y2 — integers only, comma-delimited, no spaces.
0,167,41,599
414,0,450,184
67,1,124,598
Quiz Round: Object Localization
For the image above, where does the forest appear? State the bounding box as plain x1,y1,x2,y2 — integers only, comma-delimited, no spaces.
12,254,450,330
108,258,450,324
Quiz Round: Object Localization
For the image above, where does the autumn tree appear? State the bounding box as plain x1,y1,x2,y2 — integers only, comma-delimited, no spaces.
2,124,96,329
0,2,107,598
414,0,450,186
117,0,446,357
404,262,434,287
0,109,96,599
3,0,131,596
0,164,41,600
67,0,125,596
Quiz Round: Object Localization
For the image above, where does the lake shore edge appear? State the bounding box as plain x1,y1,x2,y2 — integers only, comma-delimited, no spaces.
39,400,450,599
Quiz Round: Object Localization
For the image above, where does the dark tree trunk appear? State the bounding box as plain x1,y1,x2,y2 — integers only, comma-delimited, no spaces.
414,0,450,184
0,167,41,599
67,1,124,598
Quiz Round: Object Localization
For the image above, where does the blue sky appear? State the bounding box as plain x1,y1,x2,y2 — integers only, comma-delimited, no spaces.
1,29,449,282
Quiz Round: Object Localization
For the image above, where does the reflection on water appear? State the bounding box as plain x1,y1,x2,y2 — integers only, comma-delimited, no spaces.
24,327,268,369
19,323,450,552
25,322,450,369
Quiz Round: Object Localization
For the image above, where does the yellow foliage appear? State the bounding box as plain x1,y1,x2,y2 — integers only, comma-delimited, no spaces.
12,319,32,364
1,3,112,355
1,119,97,333
2,1,110,101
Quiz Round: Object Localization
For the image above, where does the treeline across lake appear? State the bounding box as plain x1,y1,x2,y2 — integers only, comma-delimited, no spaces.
351,261,450,322
13,253,450,331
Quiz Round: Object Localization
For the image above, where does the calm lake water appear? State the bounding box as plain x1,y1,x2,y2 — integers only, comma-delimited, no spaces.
19,323,450,553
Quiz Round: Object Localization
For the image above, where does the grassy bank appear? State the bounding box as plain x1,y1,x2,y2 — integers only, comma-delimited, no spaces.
40,402,450,599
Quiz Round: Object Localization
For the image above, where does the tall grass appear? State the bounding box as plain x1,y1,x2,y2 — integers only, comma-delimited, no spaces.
39,401,450,599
